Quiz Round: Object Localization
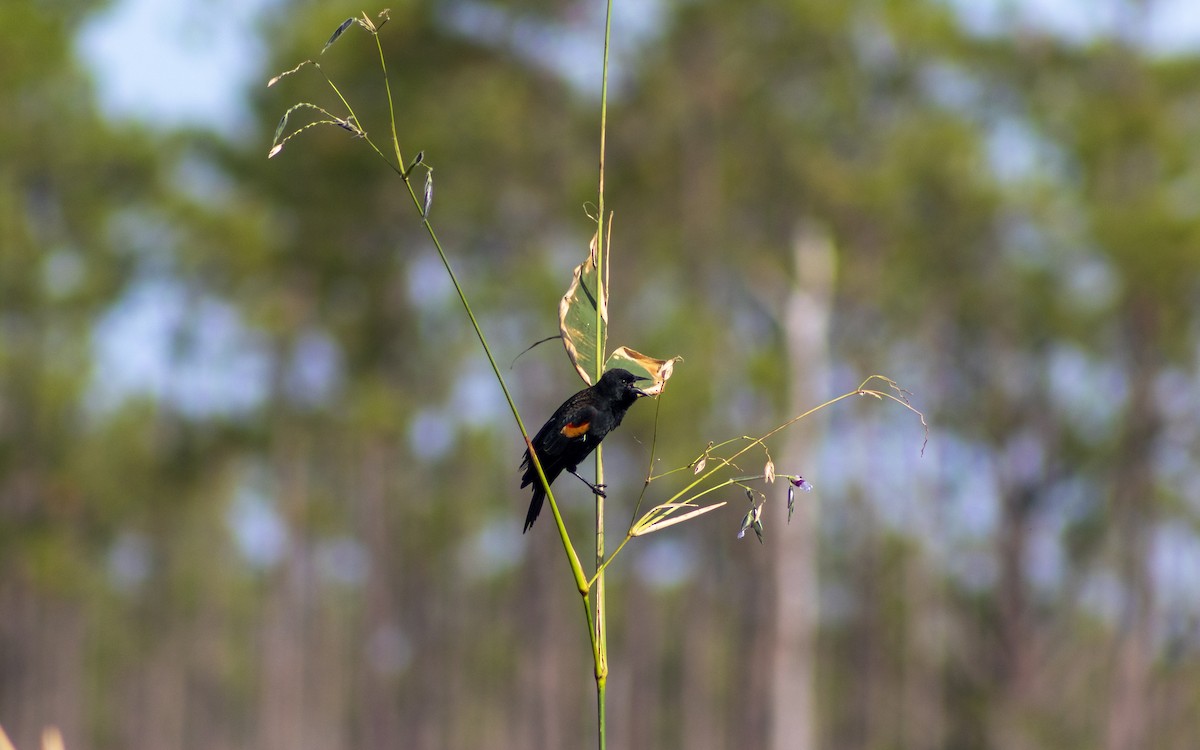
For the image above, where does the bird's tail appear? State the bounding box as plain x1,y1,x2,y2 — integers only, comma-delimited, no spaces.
523,485,545,533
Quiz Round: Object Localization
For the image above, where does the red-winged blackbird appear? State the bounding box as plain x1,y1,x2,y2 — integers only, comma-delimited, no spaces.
520,368,650,532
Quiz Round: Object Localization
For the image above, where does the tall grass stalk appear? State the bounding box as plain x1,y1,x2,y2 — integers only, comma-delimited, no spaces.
591,1,616,746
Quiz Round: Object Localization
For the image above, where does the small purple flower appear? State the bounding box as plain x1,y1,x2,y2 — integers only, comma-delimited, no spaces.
787,476,812,523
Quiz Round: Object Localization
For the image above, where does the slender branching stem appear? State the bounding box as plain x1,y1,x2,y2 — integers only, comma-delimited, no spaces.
272,20,926,750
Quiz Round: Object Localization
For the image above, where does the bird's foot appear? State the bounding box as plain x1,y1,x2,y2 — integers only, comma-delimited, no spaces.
568,470,607,497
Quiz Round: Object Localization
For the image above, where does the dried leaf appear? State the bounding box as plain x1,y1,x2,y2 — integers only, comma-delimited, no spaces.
559,230,608,384
606,346,680,396
764,459,776,483
633,502,725,536
558,216,680,389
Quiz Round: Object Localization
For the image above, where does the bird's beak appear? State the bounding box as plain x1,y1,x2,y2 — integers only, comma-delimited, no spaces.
633,376,652,397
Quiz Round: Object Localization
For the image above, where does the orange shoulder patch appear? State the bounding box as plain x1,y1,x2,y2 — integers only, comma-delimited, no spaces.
561,420,591,439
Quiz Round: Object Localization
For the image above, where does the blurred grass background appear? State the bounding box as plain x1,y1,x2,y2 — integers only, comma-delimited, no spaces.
2,1,1200,748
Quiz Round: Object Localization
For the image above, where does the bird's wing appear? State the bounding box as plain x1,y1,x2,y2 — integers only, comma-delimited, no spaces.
521,391,597,475
546,400,598,449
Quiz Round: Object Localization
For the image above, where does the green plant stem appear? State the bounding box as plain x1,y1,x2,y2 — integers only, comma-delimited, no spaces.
597,675,608,750
594,444,608,673
371,20,405,170
592,3,615,749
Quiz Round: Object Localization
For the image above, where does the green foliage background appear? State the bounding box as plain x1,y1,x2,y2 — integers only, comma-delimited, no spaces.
2,1,1199,748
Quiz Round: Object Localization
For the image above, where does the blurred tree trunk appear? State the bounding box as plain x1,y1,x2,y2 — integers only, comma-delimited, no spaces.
680,585,724,750
622,577,663,749
768,223,834,750
901,537,947,750
516,535,577,749
1104,296,1162,750
358,438,403,749
992,483,1037,750
901,448,948,750
258,429,315,750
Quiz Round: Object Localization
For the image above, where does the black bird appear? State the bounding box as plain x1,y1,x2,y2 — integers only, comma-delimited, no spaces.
520,368,650,532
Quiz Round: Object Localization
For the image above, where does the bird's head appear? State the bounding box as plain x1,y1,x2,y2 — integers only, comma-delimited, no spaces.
599,368,651,399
